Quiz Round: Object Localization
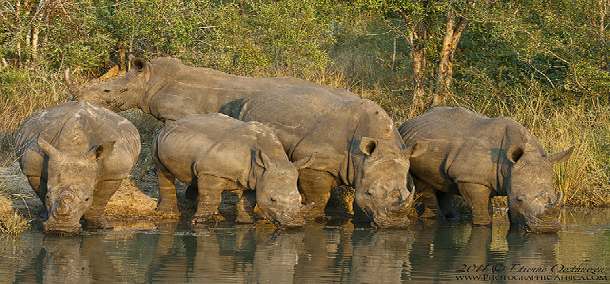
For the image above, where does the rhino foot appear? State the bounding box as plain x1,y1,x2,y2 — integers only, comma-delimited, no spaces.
235,212,255,224
192,213,224,225
84,217,112,230
419,207,439,219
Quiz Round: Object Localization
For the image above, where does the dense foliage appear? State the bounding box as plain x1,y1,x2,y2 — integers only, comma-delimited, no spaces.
0,0,608,206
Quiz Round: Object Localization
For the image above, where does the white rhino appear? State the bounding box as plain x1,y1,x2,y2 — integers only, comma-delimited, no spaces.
399,107,572,233
73,56,423,228
16,102,141,233
154,113,311,227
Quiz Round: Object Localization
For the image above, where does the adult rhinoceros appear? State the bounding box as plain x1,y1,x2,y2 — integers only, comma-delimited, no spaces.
16,102,141,234
399,107,572,233
72,56,423,228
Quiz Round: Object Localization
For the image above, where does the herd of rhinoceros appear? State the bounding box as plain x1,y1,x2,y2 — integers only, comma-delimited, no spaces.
14,56,573,234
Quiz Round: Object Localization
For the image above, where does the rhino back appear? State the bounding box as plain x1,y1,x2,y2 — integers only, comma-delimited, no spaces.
147,58,354,122
399,107,511,191
399,107,547,192
16,102,141,179
155,114,257,183
238,91,404,174
237,90,358,151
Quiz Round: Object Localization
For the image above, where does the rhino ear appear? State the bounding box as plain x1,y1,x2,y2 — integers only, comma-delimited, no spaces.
293,155,315,170
129,55,149,72
548,146,574,164
87,141,115,161
255,151,274,169
359,137,378,156
507,144,525,164
38,137,60,157
404,141,427,159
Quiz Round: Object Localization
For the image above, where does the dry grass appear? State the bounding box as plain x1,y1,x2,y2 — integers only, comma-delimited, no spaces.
105,179,165,220
0,194,30,236
0,67,70,165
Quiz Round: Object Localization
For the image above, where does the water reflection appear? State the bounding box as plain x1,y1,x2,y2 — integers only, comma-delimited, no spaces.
0,209,608,283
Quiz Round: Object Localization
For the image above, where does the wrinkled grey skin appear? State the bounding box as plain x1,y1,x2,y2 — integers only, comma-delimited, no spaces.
15,102,141,234
154,114,311,227
75,56,419,228
399,107,573,233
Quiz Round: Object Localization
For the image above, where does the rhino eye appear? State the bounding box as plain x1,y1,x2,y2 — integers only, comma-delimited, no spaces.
103,89,111,93
270,197,277,203
85,198,90,202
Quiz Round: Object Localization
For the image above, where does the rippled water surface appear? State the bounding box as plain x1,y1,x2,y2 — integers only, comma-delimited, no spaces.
1,208,609,283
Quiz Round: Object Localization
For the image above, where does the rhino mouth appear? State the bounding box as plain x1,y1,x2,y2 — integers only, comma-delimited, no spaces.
43,217,82,235
523,215,561,233
354,197,413,229
265,209,306,228
43,222,81,235
511,210,561,234
354,206,410,229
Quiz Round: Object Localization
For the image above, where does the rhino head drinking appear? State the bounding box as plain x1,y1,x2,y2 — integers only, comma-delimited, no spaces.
505,143,572,233
252,151,312,227
37,138,112,234
351,137,423,228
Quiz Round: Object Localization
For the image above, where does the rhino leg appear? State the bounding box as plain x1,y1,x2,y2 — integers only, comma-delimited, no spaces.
192,175,227,224
84,180,122,229
26,175,49,219
235,190,256,224
157,168,179,216
25,175,44,201
437,193,470,221
22,150,45,200
413,178,440,219
457,183,492,226
297,169,336,220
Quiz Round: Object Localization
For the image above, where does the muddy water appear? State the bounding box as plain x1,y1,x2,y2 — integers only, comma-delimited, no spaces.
0,209,608,283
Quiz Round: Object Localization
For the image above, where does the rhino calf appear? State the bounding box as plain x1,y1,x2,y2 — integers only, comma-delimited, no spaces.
16,102,141,234
399,107,572,233
154,114,311,227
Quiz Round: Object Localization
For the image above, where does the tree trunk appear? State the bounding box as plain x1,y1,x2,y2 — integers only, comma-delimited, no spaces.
433,9,467,106
401,11,429,117
26,0,46,64
15,0,21,66
30,25,39,63
410,37,427,116
118,43,126,71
